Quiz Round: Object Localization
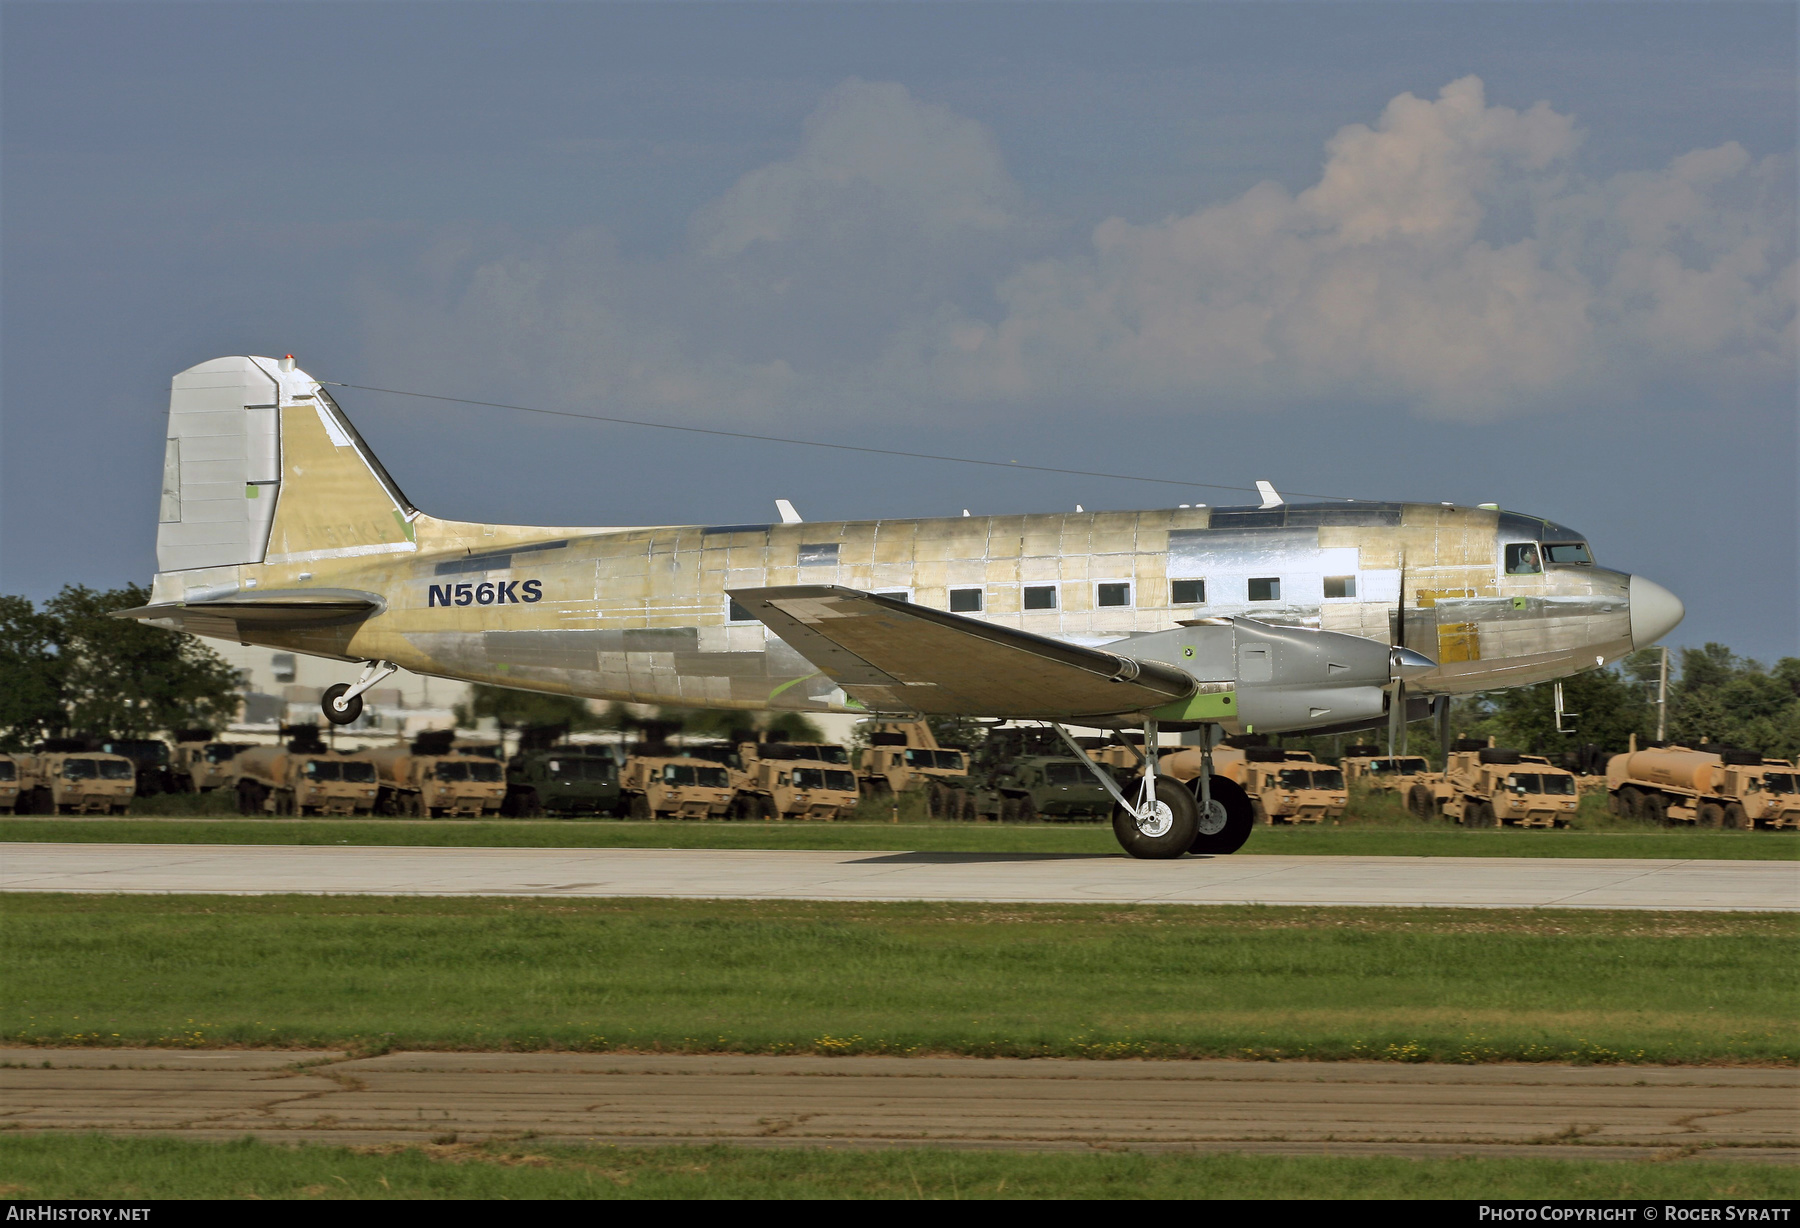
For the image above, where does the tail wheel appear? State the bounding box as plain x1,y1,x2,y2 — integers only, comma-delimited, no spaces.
1111,776,1199,860
1723,803,1748,830
320,683,362,726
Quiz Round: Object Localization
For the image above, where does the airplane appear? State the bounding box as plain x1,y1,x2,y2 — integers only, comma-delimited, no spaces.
120,356,1685,859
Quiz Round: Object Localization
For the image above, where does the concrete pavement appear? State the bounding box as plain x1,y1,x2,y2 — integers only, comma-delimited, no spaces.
2,842,1795,910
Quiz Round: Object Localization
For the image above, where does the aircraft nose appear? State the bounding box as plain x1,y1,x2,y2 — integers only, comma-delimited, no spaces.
1629,575,1685,648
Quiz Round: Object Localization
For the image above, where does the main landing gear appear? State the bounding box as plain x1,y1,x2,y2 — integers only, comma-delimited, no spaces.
321,660,398,726
1053,717,1254,860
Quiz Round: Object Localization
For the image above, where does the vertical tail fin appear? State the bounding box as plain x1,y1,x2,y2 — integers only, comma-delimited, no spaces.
157,356,417,578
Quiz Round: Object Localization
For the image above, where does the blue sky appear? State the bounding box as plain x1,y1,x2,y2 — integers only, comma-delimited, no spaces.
3,2,1794,660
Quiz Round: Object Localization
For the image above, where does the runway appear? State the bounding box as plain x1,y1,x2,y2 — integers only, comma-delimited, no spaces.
3,1049,1792,1160
2,842,1795,910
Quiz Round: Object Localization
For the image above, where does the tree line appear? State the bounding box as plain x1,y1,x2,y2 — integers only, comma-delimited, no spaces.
0,584,241,751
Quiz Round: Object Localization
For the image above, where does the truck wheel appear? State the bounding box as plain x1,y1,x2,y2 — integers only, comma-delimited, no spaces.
1407,784,1436,819
520,790,544,818
1641,793,1668,826
1723,803,1747,830
1465,799,1497,827
1249,799,1268,825
1697,802,1724,828
1188,775,1254,855
1111,777,1199,860
628,794,651,820
1617,786,1643,820
320,683,362,726
1014,796,1037,824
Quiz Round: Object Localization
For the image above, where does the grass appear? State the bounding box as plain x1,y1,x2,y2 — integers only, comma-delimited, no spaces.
0,1136,1792,1200
2,895,1792,1063
3,813,1792,859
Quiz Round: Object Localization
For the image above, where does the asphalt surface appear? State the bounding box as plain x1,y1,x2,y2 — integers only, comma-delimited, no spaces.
2,842,1796,910
3,1050,1792,1160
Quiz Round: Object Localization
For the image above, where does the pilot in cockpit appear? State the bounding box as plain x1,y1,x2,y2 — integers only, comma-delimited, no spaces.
1505,543,1541,575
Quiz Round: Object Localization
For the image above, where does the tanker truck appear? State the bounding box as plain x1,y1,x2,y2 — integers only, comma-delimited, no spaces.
365,735,507,817
1607,745,1800,829
233,740,380,816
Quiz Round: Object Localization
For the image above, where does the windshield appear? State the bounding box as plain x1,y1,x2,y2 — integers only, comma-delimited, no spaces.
1311,769,1344,790
662,764,730,788
304,760,341,781
1506,773,1571,794
434,762,470,782
1367,757,1428,775
1504,543,1542,575
1276,769,1313,790
1045,762,1088,785
903,748,964,771
63,759,97,780
0,762,13,781
468,761,503,782
793,767,856,791
1761,773,1794,794
98,759,135,780
1544,542,1592,565
341,762,376,783
204,744,241,764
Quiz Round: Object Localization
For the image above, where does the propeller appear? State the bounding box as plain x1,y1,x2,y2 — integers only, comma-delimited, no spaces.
1389,552,1407,756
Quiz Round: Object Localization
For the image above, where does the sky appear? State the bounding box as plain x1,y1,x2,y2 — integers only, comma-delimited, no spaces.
3,1,1795,662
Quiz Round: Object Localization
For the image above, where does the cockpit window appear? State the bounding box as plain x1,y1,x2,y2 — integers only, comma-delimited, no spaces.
1544,542,1592,565
1504,543,1542,575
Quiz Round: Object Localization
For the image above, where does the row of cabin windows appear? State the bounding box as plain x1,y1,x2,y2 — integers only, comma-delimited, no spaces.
729,576,1359,621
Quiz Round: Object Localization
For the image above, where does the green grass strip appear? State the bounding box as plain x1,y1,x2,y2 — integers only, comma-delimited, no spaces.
3,895,1793,1064
0,1136,1792,1200
2,817,1793,859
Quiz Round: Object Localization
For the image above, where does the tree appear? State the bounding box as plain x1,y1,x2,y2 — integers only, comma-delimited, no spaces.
454,684,601,737
0,595,64,750
42,584,241,740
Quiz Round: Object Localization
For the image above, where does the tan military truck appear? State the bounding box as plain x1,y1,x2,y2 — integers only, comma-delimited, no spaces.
0,753,20,814
365,739,507,817
1412,746,1579,828
619,753,737,819
734,741,860,820
855,721,973,819
233,743,381,816
170,732,257,793
1340,744,1433,799
1607,745,1800,829
1162,746,1346,825
15,750,137,815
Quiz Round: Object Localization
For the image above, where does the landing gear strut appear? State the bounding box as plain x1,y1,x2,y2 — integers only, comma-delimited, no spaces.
321,660,397,726
1052,717,1253,859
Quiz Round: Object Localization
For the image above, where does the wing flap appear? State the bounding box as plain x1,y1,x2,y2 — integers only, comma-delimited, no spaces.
730,585,1195,719
113,589,382,639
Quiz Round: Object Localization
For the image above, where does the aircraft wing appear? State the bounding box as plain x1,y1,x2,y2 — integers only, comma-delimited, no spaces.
729,584,1196,719
113,589,382,640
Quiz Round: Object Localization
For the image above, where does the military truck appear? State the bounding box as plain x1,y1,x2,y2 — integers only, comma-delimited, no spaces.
971,755,1114,822
1606,745,1800,829
733,741,859,820
170,731,257,793
1410,744,1579,827
856,721,973,819
97,739,176,796
1340,745,1433,798
232,737,380,816
1161,746,1346,825
0,753,20,814
619,752,736,819
15,750,137,815
366,733,507,817
502,746,623,817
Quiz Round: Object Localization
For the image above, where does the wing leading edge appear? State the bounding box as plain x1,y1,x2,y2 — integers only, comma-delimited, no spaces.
730,584,1196,719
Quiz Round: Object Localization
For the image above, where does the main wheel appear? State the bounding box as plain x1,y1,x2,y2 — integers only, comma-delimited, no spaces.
1723,803,1748,830
1111,776,1199,860
320,683,362,726
1697,802,1724,828
1188,774,1254,855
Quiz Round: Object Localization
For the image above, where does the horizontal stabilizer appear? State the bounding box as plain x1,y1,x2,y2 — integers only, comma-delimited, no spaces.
729,585,1196,720
113,589,382,640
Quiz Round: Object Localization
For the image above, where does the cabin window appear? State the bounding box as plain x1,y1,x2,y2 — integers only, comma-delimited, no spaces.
272,654,296,684
1504,543,1542,575
1170,579,1205,605
1248,577,1280,602
1097,582,1131,608
1023,585,1057,610
949,588,983,613
798,543,839,566
1324,575,1356,599
1544,542,1592,565
727,598,754,622
874,590,911,603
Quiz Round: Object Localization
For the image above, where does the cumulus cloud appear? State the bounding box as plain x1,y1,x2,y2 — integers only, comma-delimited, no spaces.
363,76,1794,425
